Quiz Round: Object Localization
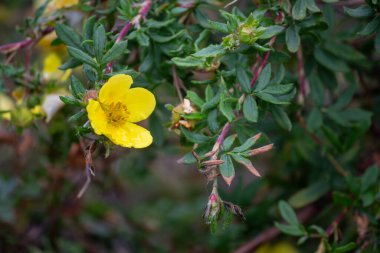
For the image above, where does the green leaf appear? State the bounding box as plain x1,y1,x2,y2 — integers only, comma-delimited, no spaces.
358,16,380,36
59,58,81,70
243,95,258,123
192,44,225,58
278,200,299,226
207,110,219,133
83,16,97,40
232,134,260,153
172,56,206,68
335,242,357,253
361,166,379,192
254,63,271,91
323,41,366,62
344,5,373,18
292,0,307,20
59,96,83,107
145,18,176,28
286,25,300,53
326,109,350,126
68,110,86,122
288,181,330,208
136,32,150,47
375,29,380,53
230,154,261,177
205,85,214,102
219,98,235,122
314,47,350,72
70,75,86,99
55,23,82,49
186,91,205,107
102,41,128,64
309,73,325,106
201,90,221,112
208,20,229,33
67,46,98,69
237,66,251,93
94,25,106,61
259,26,285,40
222,134,237,151
274,222,306,236
256,92,290,105
180,126,211,144
150,30,185,43
263,84,294,95
307,108,323,132
305,0,321,12
271,106,292,131
220,154,235,185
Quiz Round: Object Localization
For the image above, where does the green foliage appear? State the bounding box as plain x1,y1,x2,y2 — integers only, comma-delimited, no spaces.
1,0,380,252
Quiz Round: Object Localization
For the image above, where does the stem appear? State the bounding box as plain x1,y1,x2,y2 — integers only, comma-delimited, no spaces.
296,45,309,102
0,27,53,54
250,37,276,88
105,0,152,73
172,65,184,102
210,122,231,158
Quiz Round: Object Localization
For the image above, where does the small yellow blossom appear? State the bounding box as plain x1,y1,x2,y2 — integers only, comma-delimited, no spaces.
86,74,156,148
256,241,298,253
37,32,66,55
52,0,79,9
0,93,15,120
43,53,71,81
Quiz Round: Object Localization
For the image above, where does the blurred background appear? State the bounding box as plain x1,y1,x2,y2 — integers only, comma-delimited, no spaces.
1,1,379,253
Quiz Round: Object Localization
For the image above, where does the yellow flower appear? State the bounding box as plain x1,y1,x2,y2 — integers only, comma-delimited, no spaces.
255,241,298,253
52,0,79,9
0,93,15,120
37,32,66,55
86,74,156,148
43,53,71,82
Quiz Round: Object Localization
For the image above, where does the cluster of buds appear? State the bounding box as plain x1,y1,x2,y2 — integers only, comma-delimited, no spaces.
222,14,266,50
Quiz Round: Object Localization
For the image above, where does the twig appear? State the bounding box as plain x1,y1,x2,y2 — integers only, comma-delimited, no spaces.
326,209,347,236
250,37,276,87
172,65,184,102
105,0,152,73
0,27,53,54
296,45,309,102
77,140,96,198
234,206,316,253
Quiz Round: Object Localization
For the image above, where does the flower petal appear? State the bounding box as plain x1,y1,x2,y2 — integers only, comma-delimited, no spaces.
86,99,108,135
98,74,133,104
104,122,153,148
124,88,156,122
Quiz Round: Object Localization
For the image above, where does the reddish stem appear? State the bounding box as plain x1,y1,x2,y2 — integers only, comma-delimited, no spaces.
105,0,152,73
250,37,276,87
0,27,53,54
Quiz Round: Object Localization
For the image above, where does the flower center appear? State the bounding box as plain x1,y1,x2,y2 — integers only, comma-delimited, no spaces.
101,101,130,126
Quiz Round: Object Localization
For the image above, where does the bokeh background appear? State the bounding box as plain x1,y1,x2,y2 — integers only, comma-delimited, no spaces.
1,1,379,253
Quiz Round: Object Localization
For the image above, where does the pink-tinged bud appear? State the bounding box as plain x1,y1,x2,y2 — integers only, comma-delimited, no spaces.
249,143,274,156
84,90,98,103
209,193,218,203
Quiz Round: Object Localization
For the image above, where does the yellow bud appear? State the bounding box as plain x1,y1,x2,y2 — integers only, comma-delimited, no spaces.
0,93,15,120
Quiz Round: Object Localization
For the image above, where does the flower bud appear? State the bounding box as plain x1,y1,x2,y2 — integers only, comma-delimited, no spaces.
11,106,34,127
84,90,98,103
222,34,239,50
203,193,222,224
